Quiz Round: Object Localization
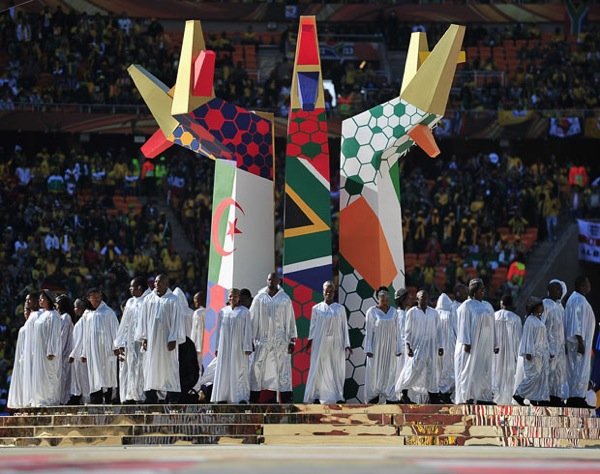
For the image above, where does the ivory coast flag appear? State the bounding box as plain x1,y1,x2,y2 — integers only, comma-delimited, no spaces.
203,159,274,360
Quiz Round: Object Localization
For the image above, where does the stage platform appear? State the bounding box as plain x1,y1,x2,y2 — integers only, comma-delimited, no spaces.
1,404,598,448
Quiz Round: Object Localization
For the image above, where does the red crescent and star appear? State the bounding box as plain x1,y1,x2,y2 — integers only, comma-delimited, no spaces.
211,197,244,256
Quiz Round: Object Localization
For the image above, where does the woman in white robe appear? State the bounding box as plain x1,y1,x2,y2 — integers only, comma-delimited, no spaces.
30,290,62,407
56,295,74,404
364,287,399,404
211,289,253,403
304,281,351,404
7,294,39,409
492,294,522,405
514,297,550,405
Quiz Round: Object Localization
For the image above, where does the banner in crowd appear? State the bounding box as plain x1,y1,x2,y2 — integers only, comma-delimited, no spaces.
577,219,600,264
548,117,582,138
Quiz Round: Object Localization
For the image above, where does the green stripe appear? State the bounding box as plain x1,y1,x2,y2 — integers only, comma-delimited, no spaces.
285,157,332,224
208,160,236,283
284,232,332,264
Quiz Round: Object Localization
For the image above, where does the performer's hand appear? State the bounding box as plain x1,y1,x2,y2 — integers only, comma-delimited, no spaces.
68,357,74,364
550,354,555,359
396,353,402,357
526,354,532,361
113,349,120,356
80,357,87,363
493,347,499,354
407,348,414,358
167,341,176,351
47,355,55,360
366,352,373,358
287,342,295,354
463,344,471,353
215,350,218,357
142,340,147,351
345,347,353,357
577,340,585,355
244,351,252,356
438,348,444,357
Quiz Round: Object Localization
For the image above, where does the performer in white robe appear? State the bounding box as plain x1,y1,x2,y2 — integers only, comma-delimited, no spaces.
114,277,149,403
364,287,400,404
68,299,90,404
29,290,62,407
397,289,443,404
564,276,596,407
211,288,253,403
492,294,522,405
56,295,74,404
81,288,119,404
454,278,498,404
173,287,194,339
435,292,458,403
249,273,297,403
514,297,550,405
190,291,206,371
304,281,351,404
7,293,39,409
136,274,186,403
543,279,569,405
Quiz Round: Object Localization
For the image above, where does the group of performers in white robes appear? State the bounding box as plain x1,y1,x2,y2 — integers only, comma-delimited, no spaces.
8,274,205,407
8,270,596,408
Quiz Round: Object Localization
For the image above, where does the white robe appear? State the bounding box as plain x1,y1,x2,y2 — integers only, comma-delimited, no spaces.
69,315,90,401
59,313,74,404
114,289,149,402
211,305,253,403
173,287,194,339
7,322,28,408
364,306,399,402
454,298,497,404
397,306,441,394
492,309,522,405
303,302,350,404
81,301,119,394
543,298,569,399
249,287,297,392
514,315,550,402
564,291,596,398
137,288,186,393
191,307,206,366
29,309,62,406
435,294,458,395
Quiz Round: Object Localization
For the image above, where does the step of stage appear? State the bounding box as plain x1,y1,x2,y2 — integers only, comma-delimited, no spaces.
2,404,597,447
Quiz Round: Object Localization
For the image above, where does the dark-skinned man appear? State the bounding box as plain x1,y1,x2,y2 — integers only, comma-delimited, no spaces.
396,289,444,404
136,274,186,404
249,272,297,403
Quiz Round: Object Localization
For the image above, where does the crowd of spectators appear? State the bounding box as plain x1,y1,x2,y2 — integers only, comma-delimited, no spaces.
2,6,600,116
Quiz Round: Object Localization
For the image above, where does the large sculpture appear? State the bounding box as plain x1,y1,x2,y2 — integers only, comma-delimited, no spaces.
128,20,274,360
339,25,465,402
282,17,333,400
